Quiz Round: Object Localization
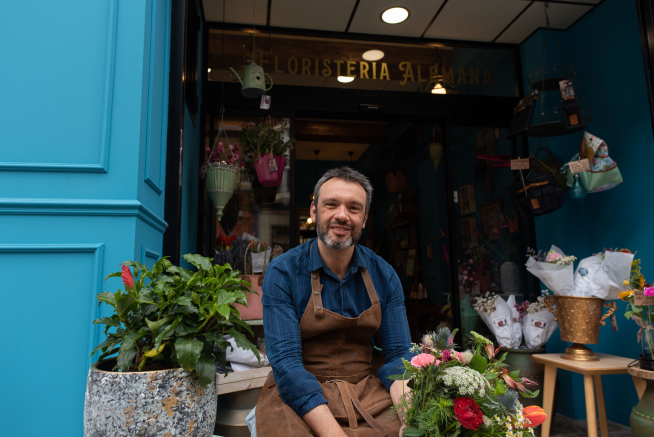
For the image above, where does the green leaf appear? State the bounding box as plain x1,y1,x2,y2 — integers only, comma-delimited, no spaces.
191,292,201,306
217,292,237,306
510,370,520,380
175,337,204,371
386,374,410,381
122,260,150,274
145,316,176,333
228,318,254,336
116,347,137,371
625,311,634,320
195,354,216,387
520,388,539,398
167,265,193,281
174,296,192,306
120,329,148,353
114,294,138,317
228,328,260,364
175,321,200,336
183,254,213,272
204,332,230,351
137,289,157,305
470,355,488,374
92,317,121,328
154,319,180,350
485,370,498,380
96,292,116,307
402,427,422,437
90,336,120,356
216,304,231,320
104,271,123,280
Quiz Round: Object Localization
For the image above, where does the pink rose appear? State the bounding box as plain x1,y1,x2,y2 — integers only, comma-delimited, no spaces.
546,253,562,262
411,353,436,369
454,351,464,362
644,287,654,297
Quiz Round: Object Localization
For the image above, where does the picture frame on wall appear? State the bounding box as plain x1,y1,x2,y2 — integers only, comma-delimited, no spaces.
459,218,478,248
480,198,504,238
459,184,476,215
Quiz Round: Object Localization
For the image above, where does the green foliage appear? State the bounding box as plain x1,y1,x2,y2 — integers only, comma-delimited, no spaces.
91,254,259,387
240,120,295,160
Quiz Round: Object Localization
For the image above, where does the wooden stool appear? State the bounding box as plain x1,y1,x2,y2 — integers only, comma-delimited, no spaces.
533,353,642,437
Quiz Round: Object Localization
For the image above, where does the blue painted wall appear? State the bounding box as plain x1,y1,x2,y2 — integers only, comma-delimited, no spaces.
0,1,171,435
520,0,653,425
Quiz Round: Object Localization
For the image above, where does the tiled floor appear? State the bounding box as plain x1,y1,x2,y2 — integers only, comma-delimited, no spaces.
550,414,632,437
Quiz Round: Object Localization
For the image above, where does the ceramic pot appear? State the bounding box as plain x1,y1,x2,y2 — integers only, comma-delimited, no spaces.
84,360,218,437
460,297,479,335
206,164,238,219
500,261,519,295
632,379,654,436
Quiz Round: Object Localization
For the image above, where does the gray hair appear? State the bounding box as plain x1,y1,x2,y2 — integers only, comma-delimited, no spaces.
313,167,373,215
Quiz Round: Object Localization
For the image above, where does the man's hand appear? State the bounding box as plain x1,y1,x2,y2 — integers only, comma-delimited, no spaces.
302,404,348,437
390,379,412,437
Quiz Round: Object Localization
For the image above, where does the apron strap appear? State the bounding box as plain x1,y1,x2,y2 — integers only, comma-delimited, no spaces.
359,267,380,307
343,380,388,437
310,269,325,319
334,381,358,429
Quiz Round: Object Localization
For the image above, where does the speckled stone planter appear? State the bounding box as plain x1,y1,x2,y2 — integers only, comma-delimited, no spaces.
84,360,217,437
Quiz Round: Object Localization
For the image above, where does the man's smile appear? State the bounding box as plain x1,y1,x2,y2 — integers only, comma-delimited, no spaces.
329,224,351,236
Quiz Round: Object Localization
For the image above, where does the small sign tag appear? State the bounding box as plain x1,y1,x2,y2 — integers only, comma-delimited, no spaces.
268,157,278,173
634,289,654,306
569,159,590,174
511,158,530,170
531,198,541,209
260,95,271,110
569,114,579,125
611,314,619,332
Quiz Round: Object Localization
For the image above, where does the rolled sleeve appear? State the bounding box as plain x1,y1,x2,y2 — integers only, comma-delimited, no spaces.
262,259,327,416
376,268,416,390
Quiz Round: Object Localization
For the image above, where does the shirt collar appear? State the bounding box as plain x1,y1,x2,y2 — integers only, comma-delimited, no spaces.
308,238,369,273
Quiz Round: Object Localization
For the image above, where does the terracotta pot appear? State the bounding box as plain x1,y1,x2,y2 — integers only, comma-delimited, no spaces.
84,359,217,436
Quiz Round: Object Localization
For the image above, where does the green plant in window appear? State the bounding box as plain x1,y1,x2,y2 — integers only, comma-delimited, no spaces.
240,120,295,160
90,254,259,387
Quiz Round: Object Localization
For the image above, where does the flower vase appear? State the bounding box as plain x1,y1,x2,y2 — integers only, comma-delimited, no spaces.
206,163,238,219
254,153,286,187
640,308,654,370
500,261,519,295
460,297,479,335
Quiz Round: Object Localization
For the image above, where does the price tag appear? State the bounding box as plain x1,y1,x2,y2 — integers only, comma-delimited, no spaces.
260,95,271,110
268,157,278,173
634,289,654,306
511,158,530,170
569,159,590,174
611,314,618,332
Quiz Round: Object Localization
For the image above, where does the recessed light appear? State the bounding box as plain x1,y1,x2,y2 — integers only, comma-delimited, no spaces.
381,7,409,24
362,50,385,61
337,76,355,83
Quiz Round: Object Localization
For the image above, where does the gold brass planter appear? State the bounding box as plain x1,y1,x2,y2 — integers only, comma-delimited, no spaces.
544,296,617,362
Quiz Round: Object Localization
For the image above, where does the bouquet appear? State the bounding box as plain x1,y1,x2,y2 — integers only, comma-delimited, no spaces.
619,256,654,360
525,245,633,299
516,291,557,350
473,293,521,348
391,328,546,437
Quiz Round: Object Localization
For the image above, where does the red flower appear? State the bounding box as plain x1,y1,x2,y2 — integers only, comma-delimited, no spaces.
217,234,227,244
523,405,547,427
453,397,483,431
121,265,133,289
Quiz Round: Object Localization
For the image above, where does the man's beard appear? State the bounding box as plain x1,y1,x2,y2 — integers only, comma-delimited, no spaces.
315,212,362,250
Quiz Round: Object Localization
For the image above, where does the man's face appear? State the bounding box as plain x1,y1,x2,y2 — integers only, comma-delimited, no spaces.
310,178,367,250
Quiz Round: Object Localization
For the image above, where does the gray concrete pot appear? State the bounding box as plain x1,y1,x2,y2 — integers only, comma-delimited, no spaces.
84,359,217,436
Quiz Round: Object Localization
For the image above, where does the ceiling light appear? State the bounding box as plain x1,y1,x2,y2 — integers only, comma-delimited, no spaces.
207,68,211,73
381,7,409,24
362,50,384,61
431,83,446,94
337,76,355,83
306,217,313,224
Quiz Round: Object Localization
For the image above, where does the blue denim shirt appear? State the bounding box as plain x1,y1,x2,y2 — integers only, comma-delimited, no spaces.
261,239,415,418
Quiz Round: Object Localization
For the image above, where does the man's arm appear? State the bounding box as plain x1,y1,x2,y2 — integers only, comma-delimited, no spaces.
263,261,343,435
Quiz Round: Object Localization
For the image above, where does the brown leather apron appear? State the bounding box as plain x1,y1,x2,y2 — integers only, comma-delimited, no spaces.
256,253,402,437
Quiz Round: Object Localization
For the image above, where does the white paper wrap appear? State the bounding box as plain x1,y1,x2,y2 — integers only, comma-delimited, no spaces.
590,251,634,300
225,336,269,371
476,296,517,348
521,309,557,349
525,245,575,296
506,295,523,348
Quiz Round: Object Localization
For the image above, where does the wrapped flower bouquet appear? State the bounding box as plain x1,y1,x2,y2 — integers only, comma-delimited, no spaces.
391,328,546,437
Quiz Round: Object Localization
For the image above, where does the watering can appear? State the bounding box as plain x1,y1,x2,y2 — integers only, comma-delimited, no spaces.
230,62,273,98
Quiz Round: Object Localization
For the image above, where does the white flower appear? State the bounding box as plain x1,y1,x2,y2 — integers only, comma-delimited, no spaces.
482,415,493,428
438,367,488,397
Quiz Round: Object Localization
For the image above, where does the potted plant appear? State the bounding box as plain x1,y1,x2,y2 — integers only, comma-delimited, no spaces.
240,119,294,187
202,137,245,219
84,254,259,437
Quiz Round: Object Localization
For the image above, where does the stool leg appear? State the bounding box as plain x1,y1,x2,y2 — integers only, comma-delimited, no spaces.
583,374,598,437
593,375,608,437
541,365,557,437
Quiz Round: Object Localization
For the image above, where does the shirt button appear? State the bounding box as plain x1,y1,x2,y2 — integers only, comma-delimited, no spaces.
313,290,319,295
316,306,322,310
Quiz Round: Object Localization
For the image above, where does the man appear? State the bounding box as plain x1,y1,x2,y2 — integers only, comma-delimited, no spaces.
254,167,414,437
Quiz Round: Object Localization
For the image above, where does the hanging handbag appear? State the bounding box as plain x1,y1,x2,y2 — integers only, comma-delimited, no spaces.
508,164,564,218
530,147,569,191
508,90,537,138
565,132,623,193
